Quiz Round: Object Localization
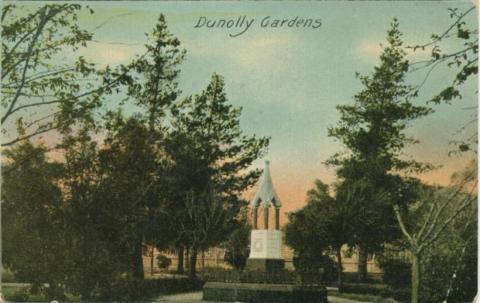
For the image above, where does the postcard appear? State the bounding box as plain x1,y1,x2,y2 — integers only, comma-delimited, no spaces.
1,1,477,302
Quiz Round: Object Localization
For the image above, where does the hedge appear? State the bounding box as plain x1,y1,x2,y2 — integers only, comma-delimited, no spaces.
339,282,388,296
96,276,204,301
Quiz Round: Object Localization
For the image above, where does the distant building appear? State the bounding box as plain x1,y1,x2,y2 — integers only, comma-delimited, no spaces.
142,243,381,276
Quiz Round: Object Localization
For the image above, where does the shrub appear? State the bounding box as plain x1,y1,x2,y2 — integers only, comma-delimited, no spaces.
2,268,17,283
9,289,30,302
379,258,411,289
342,272,383,284
319,255,338,284
224,248,248,270
389,288,410,302
156,254,172,269
339,283,388,296
292,251,324,273
4,286,57,302
96,276,204,301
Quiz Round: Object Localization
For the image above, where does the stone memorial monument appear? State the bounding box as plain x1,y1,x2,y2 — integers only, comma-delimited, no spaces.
246,160,285,272
202,159,328,303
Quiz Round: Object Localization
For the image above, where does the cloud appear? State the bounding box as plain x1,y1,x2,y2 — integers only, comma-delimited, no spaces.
355,38,431,62
185,32,298,74
234,35,295,71
78,42,144,65
356,40,382,59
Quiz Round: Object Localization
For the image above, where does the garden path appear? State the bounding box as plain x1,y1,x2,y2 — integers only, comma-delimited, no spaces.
153,291,378,303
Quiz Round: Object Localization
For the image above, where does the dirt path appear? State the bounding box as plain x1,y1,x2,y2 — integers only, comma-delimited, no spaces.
154,291,376,303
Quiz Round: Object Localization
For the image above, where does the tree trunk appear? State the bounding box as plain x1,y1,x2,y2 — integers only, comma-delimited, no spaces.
411,253,421,303
336,247,344,289
177,247,184,274
185,247,190,271
133,242,145,279
150,245,155,277
357,246,368,282
189,248,198,277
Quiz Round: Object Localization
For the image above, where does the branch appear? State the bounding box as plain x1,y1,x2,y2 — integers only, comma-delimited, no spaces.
24,111,58,129
410,45,477,73
23,66,75,83
6,99,63,115
1,4,13,21
1,125,56,147
418,188,476,253
393,205,415,247
1,8,51,125
2,27,38,77
4,71,120,119
420,167,476,242
1,8,43,76
407,6,476,50
415,192,438,241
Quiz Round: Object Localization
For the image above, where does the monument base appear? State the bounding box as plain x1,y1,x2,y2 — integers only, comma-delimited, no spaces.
203,282,327,303
246,258,285,272
249,229,282,259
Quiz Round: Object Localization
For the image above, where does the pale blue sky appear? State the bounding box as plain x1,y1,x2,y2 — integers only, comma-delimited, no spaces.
14,1,479,212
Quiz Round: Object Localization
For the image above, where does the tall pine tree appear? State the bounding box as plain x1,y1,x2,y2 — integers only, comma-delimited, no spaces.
166,74,269,275
328,20,432,281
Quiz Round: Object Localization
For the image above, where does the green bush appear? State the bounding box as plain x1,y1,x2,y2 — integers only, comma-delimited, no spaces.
9,289,30,302
224,248,248,270
342,272,383,284
292,251,324,273
339,282,388,296
389,288,410,302
292,253,336,285
319,255,338,284
2,268,17,283
96,277,204,301
4,287,53,302
156,254,172,269
379,258,411,289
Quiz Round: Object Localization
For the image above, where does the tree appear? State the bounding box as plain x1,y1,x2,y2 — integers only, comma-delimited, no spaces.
2,141,67,299
408,6,478,153
57,116,169,298
125,14,185,129
113,13,187,274
1,4,132,147
421,205,477,302
285,179,354,286
166,73,269,276
223,209,251,270
285,206,328,277
392,162,477,303
328,20,432,281
1,12,186,298
59,128,122,299
96,116,161,279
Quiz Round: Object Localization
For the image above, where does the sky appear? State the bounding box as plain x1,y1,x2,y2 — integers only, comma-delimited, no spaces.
12,1,479,217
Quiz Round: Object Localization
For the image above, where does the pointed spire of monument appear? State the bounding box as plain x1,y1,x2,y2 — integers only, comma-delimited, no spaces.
251,160,281,209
